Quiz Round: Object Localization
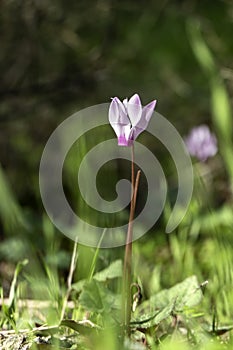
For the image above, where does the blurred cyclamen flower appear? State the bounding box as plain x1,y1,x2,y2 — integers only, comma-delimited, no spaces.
185,125,218,162
109,94,157,146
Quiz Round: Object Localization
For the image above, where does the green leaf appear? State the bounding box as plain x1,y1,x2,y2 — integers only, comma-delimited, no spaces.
9,259,29,309
60,319,100,335
88,228,107,281
72,259,122,293
0,259,28,327
79,279,118,314
161,275,202,310
131,302,175,329
72,279,85,293
132,276,203,329
93,259,122,282
187,20,216,77
140,275,202,312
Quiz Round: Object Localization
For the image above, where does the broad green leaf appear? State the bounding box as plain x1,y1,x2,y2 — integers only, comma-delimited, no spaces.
130,302,175,329
72,259,122,293
160,275,202,310
132,276,203,329
72,279,85,293
144,275,202,312
79,279,119,313
93,259,122,282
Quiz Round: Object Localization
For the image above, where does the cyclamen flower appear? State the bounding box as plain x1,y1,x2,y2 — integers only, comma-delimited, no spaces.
185,125,218,162
109,94,157,146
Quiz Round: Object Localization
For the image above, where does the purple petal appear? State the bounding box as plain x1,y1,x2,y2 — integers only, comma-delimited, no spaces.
132,100,157,140
127,94,142,126
142,100,157,122
129,126,144,141
129,94,141,105
118,135,129,146
108,94,157,146
185,125,218,162
117,125,132,146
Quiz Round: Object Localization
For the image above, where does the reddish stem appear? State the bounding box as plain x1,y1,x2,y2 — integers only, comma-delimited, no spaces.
122,144,141,335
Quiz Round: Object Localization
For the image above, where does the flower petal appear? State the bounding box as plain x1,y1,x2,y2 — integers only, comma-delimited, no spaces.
127,94,142,126
131,100,156,140
108,98,119,125
129,126,144,141
110,122,121,138
142,100,157,122
117,124,132,146
108,95,157,146
123,98,128,109
114,97,128,123
109,97,129,126
184,125,218,162
118,135,129,146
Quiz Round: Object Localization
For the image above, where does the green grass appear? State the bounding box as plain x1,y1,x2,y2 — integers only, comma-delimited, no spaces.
1,122,233,348
1,186,233,349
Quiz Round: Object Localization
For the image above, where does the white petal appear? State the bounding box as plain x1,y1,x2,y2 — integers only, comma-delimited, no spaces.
108,98,119,124
109,97,129,126
110,123,122,138
114,97,130,124
142,100,157,122
127,94,142,126
135,100,156,133
123,98,128,109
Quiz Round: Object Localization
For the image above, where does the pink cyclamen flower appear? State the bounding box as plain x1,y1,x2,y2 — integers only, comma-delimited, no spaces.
108,94,157,146
184,125,218,162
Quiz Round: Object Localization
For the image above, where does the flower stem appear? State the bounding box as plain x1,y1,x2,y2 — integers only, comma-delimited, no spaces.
122,144,141,336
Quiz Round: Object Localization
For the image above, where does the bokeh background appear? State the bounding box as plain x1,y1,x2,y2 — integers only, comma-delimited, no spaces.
0,0,233,328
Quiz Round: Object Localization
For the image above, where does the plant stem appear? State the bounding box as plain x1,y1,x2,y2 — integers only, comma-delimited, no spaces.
60,240,78,323
122,144,141,335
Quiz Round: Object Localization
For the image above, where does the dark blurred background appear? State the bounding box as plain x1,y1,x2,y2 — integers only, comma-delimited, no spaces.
0,0,232,293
